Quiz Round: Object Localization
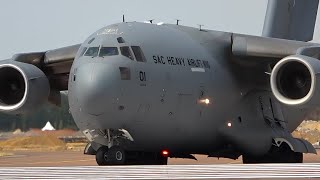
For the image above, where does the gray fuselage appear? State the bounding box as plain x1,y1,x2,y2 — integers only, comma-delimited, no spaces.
68,22,306,155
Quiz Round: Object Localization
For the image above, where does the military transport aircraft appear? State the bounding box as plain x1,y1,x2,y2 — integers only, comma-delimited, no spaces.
0,0,319,165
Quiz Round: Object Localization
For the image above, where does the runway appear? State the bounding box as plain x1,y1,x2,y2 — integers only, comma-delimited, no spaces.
1,164,320,179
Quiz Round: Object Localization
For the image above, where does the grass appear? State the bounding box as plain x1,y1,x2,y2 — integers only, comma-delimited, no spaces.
0,152,14,157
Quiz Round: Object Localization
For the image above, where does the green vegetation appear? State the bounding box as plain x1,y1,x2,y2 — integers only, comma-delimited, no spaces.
0,92,77,131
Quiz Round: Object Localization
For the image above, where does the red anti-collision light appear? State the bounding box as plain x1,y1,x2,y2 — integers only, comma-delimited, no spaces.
162,150,169,157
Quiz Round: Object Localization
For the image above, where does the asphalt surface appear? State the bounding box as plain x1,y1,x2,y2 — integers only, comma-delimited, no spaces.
0,150,320,179
1,164,320,179
0,150,319,167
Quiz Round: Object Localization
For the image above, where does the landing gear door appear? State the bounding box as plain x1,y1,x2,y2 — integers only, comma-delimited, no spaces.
258,94,287,129
258,95,274,121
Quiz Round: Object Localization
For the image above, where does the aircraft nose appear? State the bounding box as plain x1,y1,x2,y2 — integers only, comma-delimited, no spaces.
75,63,119,116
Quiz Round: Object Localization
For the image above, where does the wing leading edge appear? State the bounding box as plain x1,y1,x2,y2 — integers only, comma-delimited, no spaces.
232,34,318,60
11,44,80,91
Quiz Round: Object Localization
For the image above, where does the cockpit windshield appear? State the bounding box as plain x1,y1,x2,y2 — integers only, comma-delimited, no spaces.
99,47,119,57
84,47,99,57
79,47,88,56
120,46,134,60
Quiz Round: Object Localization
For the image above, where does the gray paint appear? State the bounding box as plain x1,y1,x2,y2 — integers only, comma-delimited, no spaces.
232,34,316,58
66,22,316,154
0,0,318,163
263,0,319,41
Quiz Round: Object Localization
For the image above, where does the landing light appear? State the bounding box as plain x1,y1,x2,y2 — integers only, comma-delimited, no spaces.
227,122,232,127
199,98,210,105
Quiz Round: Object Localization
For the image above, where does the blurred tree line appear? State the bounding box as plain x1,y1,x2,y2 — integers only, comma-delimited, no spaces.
0,92,78,132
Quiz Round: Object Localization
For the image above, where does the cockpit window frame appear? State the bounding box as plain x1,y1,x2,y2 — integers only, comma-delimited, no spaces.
79,47,88,57
120,46,134,60
99,47,119,57
131,46,147,62
84,46,100,57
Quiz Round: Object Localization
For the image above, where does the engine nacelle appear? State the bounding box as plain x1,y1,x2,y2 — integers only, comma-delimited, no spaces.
270,55,320,106
0,61,49,114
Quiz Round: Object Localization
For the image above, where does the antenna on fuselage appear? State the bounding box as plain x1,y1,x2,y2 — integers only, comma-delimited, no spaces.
176,19,181,25
122,15,125,22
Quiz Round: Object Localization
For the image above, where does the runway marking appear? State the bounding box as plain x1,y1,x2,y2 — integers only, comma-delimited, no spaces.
228,160,241,164
1,159,93,166
0,164,320,179
0,155,26,158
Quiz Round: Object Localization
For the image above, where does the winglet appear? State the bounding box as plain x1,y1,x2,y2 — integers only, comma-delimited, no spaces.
262,0,319,42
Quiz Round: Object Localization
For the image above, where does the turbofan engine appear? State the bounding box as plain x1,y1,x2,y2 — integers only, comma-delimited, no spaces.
0,61,49,114
270,55,320,106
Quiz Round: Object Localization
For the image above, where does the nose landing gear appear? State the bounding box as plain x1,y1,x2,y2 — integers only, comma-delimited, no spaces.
95,145,168,166
96,146,126,166
93,129,168,165
96,146,108,166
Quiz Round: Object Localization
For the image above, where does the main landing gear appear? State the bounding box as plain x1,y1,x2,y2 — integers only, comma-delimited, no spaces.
95,146,168,166
242,143,303,163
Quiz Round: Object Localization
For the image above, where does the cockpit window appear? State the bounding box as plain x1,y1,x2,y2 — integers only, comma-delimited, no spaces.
79,47,87,56
131,46,146,62
99,47,119,57
120,46,134,60
117,37,125,43
84,47,99,57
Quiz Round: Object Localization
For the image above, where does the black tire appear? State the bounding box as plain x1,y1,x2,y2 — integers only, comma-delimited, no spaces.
295,152,303,163
84,143,97,155
289,152,303,163
107,146,126,165
242,145,304,164
95,146,109,166
148,154,168,165
242,155,259,164
278,144,303,163
157,156,168,165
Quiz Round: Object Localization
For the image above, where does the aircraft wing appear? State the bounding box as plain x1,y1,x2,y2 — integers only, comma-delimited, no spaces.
11,44,80,91
232,34,318,60
0,44,80,109
232,34,320,108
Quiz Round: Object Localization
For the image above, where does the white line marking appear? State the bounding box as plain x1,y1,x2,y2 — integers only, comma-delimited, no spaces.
191,68,205,72
0,164,320,179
